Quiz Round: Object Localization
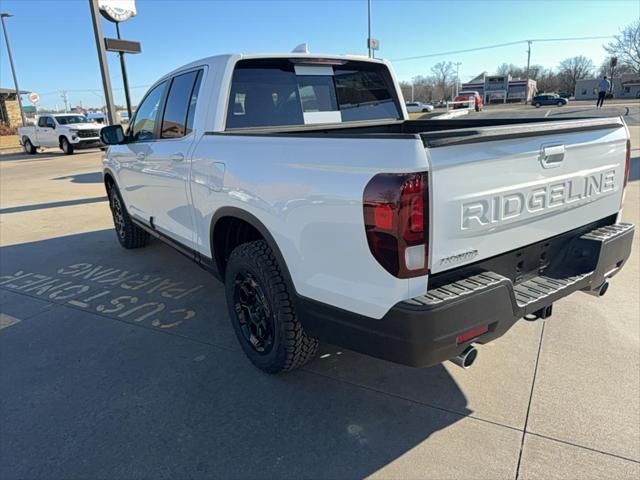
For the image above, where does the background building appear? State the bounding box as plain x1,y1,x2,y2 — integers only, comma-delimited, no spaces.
0,87,27,127
574,73,640,100
461,73,537,104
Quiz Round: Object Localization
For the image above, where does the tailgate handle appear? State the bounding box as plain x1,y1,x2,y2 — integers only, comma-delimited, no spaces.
540,144,565,168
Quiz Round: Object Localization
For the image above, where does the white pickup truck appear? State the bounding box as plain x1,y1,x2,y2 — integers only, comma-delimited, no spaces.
100,53,634,373
19,114,103,155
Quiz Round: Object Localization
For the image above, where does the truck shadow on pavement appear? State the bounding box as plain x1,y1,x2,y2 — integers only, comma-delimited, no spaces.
0,229,471,479
53,171,104,184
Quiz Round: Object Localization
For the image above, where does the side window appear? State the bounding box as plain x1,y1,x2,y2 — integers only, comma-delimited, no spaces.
160,70,200,139
47,118,56,128
38,117,48,127
130,81,167,142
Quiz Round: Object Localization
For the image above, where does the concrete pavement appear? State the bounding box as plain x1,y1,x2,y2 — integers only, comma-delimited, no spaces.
0,135,639,478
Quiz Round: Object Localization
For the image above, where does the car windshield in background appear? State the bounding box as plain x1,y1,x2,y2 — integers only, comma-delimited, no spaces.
56,115,88,125
226,59,401,129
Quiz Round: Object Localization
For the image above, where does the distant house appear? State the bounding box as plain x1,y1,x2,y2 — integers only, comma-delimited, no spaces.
0,87,28,127
461,73,537,104
574,73,640,100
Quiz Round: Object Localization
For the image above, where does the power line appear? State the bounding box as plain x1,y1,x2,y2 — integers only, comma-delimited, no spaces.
37,85,151,97
390,35,615,62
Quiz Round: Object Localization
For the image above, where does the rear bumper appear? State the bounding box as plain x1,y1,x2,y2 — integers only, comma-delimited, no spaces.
297,221,634,368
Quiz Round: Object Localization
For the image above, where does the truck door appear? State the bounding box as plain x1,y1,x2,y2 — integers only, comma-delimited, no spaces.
144,69,203,248
37,116,56,147
110,81,168,223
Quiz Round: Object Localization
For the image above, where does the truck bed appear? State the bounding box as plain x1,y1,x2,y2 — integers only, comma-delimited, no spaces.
212,116,625,144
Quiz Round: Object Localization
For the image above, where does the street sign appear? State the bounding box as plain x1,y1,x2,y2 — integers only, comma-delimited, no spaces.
104,37,141,54
98,0,137,23
367,38,380,51
28,92,39,104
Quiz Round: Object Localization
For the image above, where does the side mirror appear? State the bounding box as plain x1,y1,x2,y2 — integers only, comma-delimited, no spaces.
100,124,126,145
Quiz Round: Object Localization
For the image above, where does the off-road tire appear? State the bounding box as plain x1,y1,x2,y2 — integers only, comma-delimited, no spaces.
23,138,37,154
557,101,564,107
225,240,318,373
60,137,74,155
107,183,150,249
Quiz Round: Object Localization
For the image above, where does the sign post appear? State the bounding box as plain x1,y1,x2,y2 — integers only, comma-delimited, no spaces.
98,0,138,121
89,0,117,125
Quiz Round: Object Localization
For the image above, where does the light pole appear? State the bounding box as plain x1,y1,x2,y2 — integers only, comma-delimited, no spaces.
1,12,26,127
454,62,462,98
367,0,372,58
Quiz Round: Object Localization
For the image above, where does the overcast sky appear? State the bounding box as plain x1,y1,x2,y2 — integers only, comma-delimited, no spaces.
1,0,637,109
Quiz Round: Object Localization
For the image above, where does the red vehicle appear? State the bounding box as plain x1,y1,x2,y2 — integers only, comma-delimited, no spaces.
453,91,483,111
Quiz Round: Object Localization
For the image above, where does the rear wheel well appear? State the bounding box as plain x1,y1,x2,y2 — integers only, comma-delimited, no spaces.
212,216,264,278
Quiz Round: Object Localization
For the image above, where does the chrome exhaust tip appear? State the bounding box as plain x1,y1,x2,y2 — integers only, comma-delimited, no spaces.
450,345,478,369
585,281,609,297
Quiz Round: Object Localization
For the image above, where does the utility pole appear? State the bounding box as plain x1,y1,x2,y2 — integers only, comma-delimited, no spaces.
454,62,462,98
0,12,26,126
525,40,532,104
367,0,372,58
61,91,69,112
89,0,117,124
411,82,414,102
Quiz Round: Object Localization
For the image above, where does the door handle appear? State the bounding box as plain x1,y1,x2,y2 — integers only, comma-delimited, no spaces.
540,144,565,169
169,153,185,162
136,152,146,161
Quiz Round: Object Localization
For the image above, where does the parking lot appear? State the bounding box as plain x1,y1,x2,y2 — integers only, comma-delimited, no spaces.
1,111,639,478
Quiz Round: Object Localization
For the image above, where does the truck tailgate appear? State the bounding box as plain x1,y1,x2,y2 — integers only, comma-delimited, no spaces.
424,118,629,274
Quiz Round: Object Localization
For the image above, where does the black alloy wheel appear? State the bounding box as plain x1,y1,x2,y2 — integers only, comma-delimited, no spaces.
233,270,275,354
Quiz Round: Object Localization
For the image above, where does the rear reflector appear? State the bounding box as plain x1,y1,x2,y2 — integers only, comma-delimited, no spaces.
621,138,631,208
624,139,631,189
456,325,488,344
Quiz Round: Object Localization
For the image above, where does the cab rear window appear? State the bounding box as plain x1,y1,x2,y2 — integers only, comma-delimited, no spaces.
226,59,401,129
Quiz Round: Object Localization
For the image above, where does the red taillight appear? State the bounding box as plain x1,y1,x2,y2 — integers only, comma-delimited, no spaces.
363,172,429,278
456,325,488,344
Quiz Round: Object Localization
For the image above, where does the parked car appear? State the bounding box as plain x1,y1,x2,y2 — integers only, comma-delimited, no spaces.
18,114,103,154
100,52,634,374
532,94,568,107
558,92,572,99
405,101,434,113
452,91,483,111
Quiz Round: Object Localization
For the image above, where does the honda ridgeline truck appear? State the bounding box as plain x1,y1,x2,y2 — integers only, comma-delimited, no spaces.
100,53,634,373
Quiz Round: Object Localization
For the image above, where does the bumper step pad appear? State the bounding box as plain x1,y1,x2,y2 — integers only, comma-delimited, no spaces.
405,222,635,316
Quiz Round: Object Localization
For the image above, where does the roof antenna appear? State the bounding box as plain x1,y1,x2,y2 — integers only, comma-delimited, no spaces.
292,43,309,54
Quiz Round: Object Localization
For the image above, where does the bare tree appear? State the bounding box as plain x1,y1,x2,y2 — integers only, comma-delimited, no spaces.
598,56,635,78
536,68,561,93
605,19,640,74
558,55,594,94
430,61,455,100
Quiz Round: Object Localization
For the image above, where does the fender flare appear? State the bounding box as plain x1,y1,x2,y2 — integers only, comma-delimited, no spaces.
209,207,296,291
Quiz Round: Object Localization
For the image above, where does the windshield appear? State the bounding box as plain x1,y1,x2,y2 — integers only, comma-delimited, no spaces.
55,115,88,125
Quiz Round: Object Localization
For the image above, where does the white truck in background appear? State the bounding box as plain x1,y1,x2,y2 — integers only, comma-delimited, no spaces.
99,52,634,374
19,114,103,155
